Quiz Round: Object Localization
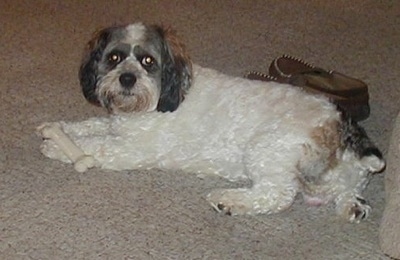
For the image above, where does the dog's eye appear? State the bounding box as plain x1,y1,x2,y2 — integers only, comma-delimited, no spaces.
141,56,154,67
108,53,123,65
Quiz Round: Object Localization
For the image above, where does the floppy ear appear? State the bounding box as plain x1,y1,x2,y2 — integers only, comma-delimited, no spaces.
155,26,193,112
78,26,118,106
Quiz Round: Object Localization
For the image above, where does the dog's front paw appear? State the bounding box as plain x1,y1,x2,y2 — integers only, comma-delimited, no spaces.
40,139,71,163
336,196,371,223
207,188,254,216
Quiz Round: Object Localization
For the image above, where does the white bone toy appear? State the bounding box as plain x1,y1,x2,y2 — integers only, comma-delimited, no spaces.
37,122,95,172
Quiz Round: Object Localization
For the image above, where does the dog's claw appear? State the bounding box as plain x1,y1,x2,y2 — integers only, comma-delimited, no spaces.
356,196,367,205
210,202,232,215
216,203,232,216
349,197,371,223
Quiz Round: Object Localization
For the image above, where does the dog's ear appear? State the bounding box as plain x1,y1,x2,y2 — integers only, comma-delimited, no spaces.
155,26,193,112
79,27,118,106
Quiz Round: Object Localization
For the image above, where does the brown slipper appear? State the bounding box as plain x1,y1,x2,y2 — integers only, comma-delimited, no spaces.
268,55,370,121
244,71,280,82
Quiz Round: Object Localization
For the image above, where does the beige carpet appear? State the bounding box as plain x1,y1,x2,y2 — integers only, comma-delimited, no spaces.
1,1,399,259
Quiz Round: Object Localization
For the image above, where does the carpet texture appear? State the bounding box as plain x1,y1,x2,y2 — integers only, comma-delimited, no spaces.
1,1,399,259
379,111,400,259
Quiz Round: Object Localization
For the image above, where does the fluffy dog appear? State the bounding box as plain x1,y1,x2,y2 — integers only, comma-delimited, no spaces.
39,22,385,222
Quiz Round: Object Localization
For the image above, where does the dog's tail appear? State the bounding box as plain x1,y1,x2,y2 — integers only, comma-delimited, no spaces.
340,117,385,173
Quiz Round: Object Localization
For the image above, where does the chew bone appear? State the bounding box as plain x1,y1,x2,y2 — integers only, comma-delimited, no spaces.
37,122,95,172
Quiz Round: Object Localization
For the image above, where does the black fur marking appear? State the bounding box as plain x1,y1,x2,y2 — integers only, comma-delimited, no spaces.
154,26,192,112
79,26,121,106
361,147,383,159
157,53,187,112
341,118,382,159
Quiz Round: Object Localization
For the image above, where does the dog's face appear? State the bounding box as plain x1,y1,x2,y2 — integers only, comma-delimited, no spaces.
79,23,192,113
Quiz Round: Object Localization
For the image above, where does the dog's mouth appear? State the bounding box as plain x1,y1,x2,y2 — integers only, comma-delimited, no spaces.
97,77,159,113
119,89,135,96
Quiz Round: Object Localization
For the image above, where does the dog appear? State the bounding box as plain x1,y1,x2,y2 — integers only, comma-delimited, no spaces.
39,22,385,222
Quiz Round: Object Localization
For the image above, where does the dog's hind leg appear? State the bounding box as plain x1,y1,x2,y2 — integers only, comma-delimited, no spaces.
332,119,385,222
207,178,298,216
330,150,385,222
299,119,386,223
207,137,300,216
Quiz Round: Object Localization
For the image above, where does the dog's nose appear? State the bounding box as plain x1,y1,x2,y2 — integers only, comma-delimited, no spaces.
119,73,137,89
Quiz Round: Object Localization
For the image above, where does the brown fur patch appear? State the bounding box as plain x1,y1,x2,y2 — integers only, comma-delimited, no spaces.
296,120,343,194
162,27,192,71
310,119,342,169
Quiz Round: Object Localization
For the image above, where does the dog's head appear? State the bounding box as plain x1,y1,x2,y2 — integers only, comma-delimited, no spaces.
79,23,192,113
